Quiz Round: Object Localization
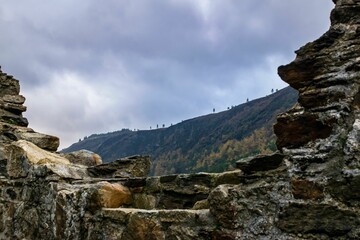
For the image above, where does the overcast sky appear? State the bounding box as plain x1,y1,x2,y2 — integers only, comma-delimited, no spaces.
0,0,334,149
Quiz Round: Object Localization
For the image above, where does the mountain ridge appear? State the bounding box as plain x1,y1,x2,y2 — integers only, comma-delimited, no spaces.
63,86,298,175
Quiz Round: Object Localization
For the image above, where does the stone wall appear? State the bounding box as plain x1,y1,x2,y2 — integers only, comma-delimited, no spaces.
0,0,359,239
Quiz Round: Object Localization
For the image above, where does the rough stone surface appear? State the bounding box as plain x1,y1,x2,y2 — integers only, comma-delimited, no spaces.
236,152,285,174
0,1,360,239
61,149,102,166
96,181,132,208
0,71,59,151
273,0,360,238
208,171,292,237
277,202,360,237
14,129,59,152
87,155,150,178
14,140,70,165
291,178,324,200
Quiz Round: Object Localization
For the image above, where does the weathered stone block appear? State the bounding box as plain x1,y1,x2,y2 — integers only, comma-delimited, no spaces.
2,94,25,104
14,130,59,152
87,155,150,178
327,174,360,206
96,181,132,208
133,193,157,209
274,112,334,149
291,179,324,200
13,140,69,165
121,211,165,240
236,152,285,174
61,149,102,166
0,76,20,97
6,144,30,178
277,202,359,237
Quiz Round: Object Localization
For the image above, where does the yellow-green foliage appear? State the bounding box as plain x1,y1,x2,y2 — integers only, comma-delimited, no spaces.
153,127,276,175
193,127,276,172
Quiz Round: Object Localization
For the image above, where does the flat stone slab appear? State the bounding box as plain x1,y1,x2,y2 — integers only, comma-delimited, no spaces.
236,152,285,174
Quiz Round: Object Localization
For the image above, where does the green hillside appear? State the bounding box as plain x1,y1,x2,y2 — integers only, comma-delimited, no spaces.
63,87,298,175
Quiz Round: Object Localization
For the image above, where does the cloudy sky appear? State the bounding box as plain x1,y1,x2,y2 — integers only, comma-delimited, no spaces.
0,0,334,149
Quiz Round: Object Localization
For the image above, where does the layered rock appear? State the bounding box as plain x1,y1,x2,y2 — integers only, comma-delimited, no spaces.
0,68,59,151
274,0,360,210
0,66,245,239
0,0,360,239
206,0,360,238
194,0,360,238
61,149,102,166
273,0,360,238
0,71,27,127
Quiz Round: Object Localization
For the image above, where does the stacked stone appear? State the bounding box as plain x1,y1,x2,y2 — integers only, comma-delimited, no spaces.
275,0,360,198
275,0,360,170
208,1,360,239
0,1,360,238
0,68,59,151
272,0,360,237
0,68,28,129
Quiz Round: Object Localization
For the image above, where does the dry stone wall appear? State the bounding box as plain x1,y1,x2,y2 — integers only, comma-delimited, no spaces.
0,0,359,239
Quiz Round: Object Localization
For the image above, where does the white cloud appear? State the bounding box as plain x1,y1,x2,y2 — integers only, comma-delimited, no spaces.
0,0,334,149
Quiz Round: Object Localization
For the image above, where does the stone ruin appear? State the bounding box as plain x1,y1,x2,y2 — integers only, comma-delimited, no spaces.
0,0,359,239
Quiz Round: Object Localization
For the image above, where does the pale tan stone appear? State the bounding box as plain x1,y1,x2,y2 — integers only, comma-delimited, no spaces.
61,150,102,166
97,182,132,208
14,140,69,165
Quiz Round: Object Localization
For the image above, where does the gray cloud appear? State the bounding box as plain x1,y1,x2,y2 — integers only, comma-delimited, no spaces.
0,0,334,148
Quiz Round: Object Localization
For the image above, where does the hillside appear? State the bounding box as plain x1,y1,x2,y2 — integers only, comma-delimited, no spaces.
63,86,298,175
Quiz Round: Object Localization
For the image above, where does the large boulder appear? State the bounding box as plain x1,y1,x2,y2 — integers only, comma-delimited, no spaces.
14,127,59,152
13,140,69,165
61,149,102,166
96,181,132,208
6,140,88,179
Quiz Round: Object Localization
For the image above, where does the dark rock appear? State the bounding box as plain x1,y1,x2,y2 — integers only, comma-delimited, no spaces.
236,152,285,174
158,191,208,209
331,2,360,25
5,144,30,178
291,179,324,200
0,111,28,127
274,112,334,149
123,177,147,188
87,155,150,178
0,145,9,176
277,202,359,237
159,174,177,183
0,74,20,97
0,101,27,114
327,173,360,206
14,130,59,152
208,182,290,235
